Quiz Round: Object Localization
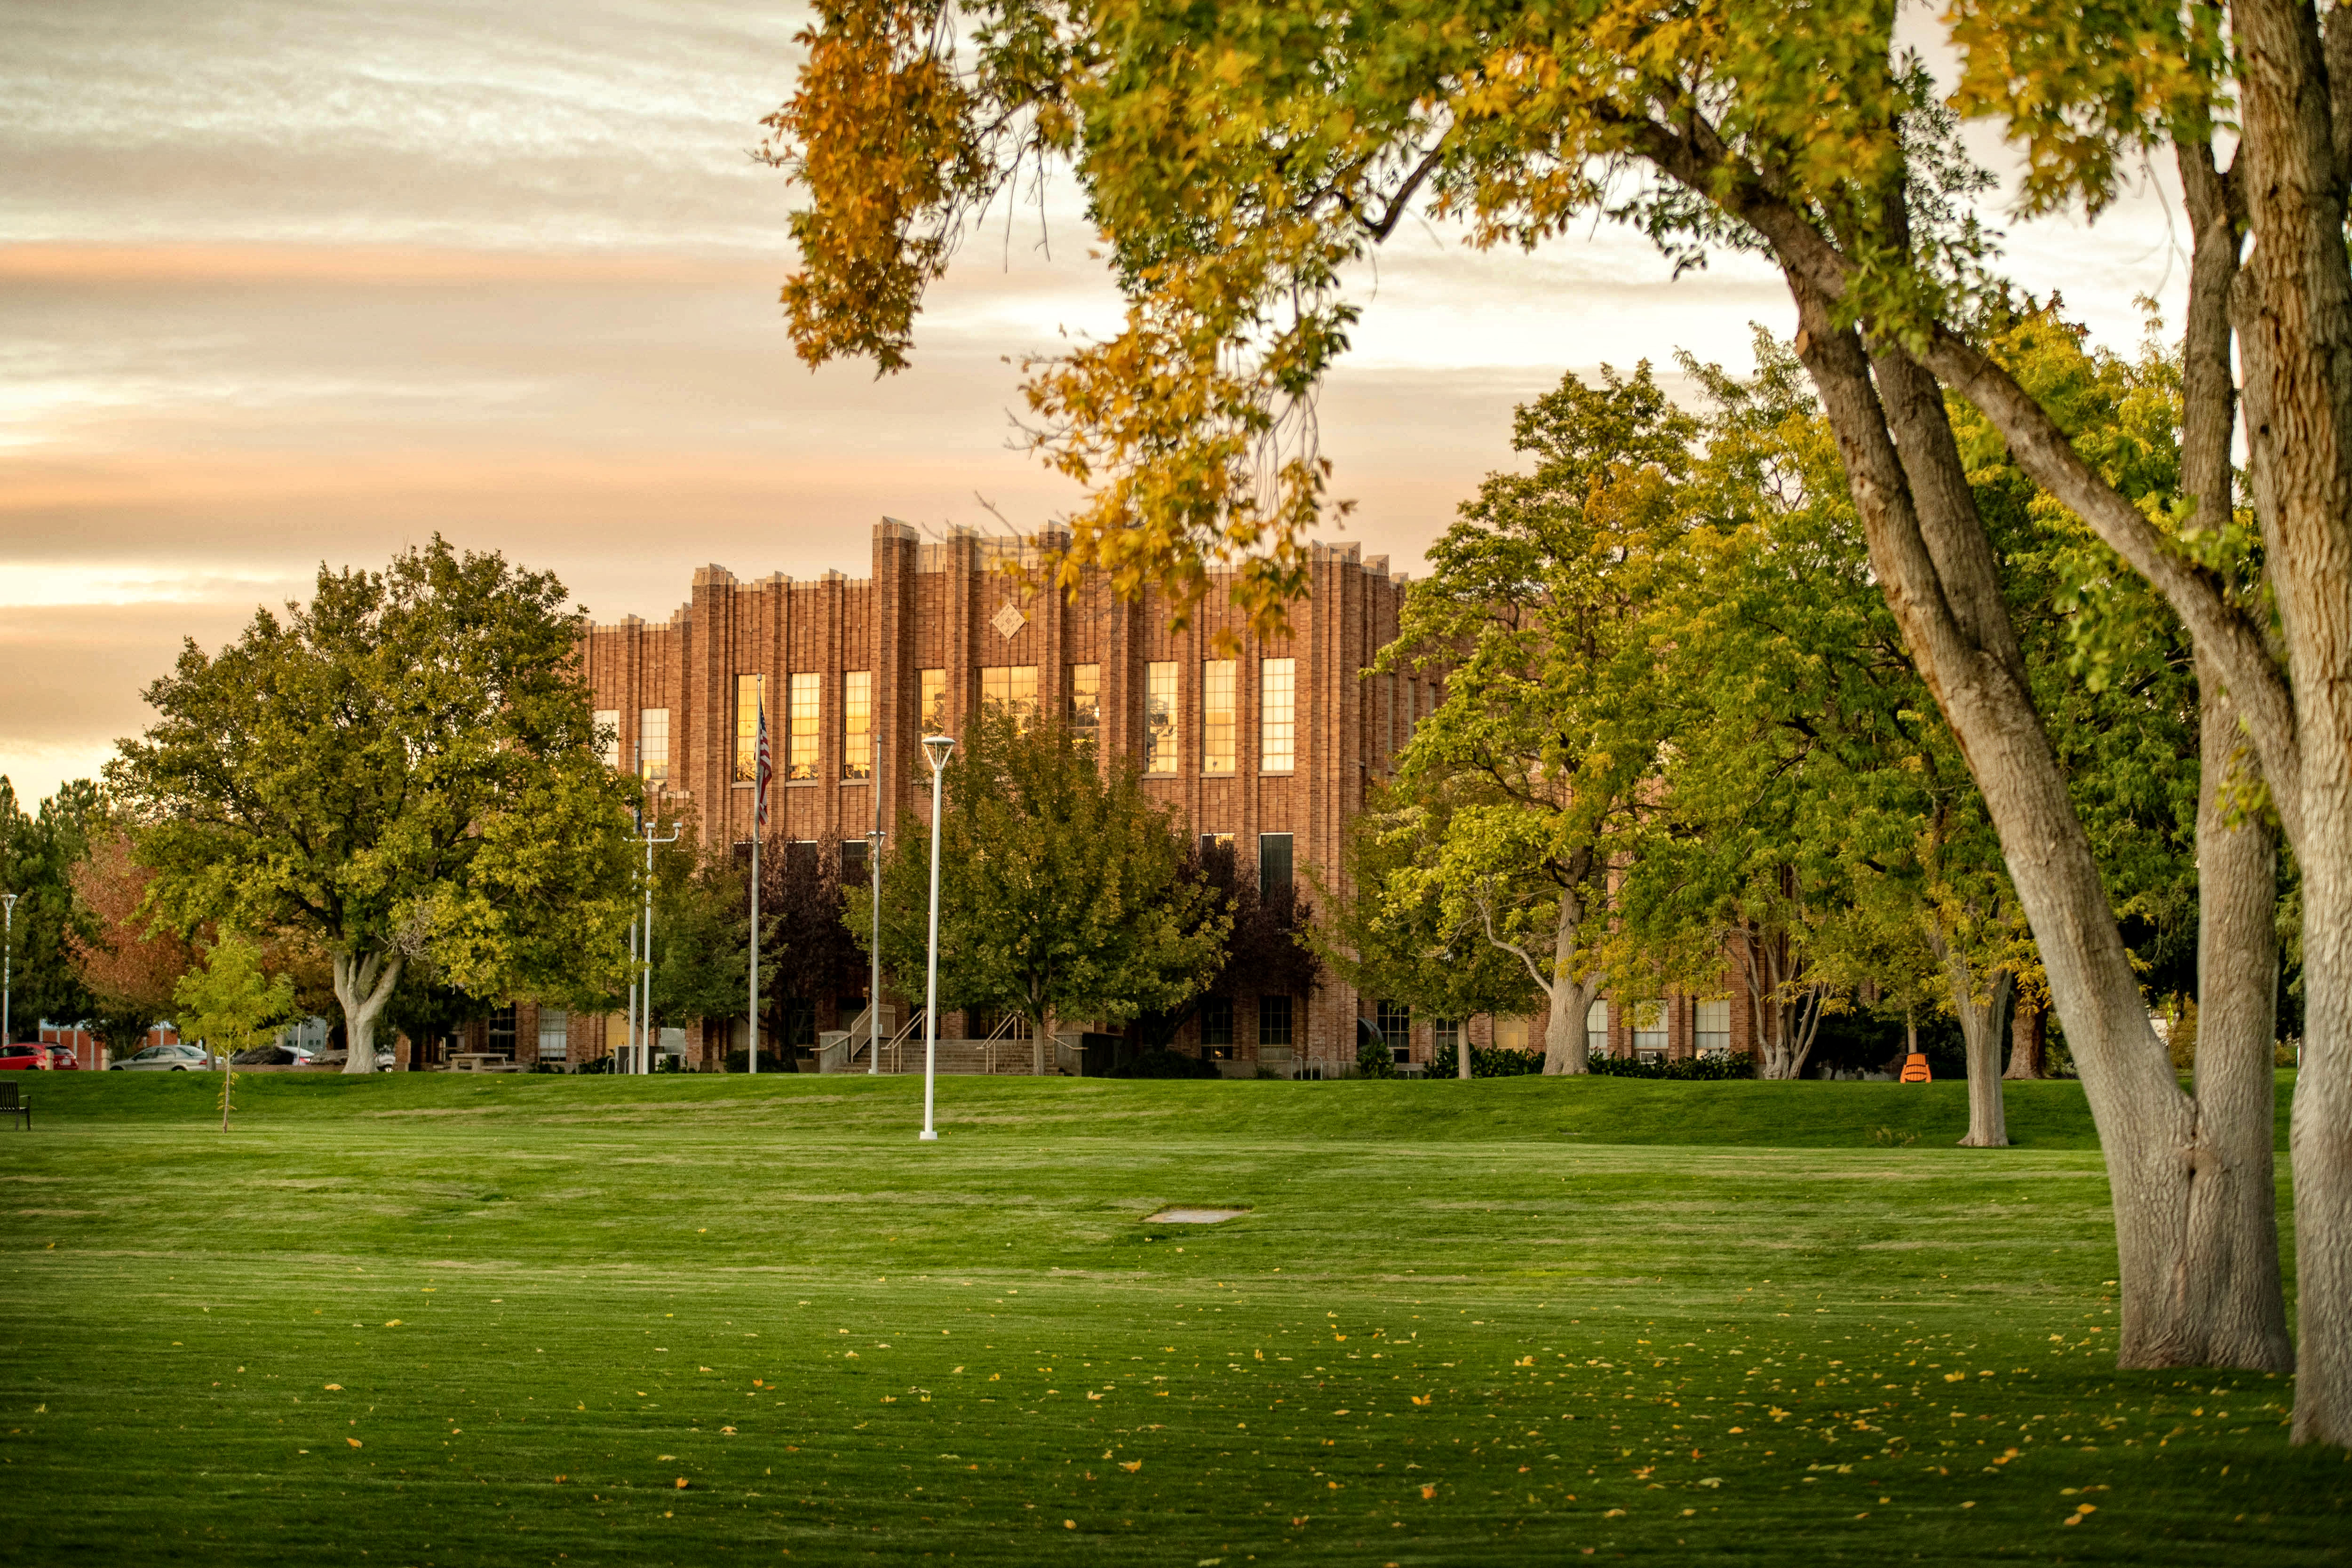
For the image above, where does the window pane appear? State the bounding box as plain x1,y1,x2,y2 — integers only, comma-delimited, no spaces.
1492,1016,1529,1052
1376,1000,1411,1059
594,709,621,770
919,668,948,734
843,670,873,778
1585,999,1610,1056
1258,994,1293,1048
787,673,819,780
1257,832,1293,895
1202,659,1236,773
734,674,765,782
980,665,1039,731
1201,995,1234,1048
1067,664,1100,750
1259,657,1295,770
535,1009,568,1064
841,839,869,883
1633,1000,1668,1058
1430,1016,1460,1051
1144,662,1177,773
638,708,669,781
1695,998,1731,1055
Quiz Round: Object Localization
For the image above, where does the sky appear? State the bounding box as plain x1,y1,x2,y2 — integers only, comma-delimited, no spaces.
1,0,2199,807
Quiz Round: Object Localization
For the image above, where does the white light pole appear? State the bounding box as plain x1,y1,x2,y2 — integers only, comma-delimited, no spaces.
868,734,884,1075
918,734,955,1141
2,891,18,1050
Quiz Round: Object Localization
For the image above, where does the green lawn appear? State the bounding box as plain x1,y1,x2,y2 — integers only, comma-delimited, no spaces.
0,1072,2341,1565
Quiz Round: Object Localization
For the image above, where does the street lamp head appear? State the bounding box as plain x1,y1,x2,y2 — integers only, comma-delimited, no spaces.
921,734,956,773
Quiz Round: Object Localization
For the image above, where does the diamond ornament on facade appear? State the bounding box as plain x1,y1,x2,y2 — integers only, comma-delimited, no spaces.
991,601,1027,640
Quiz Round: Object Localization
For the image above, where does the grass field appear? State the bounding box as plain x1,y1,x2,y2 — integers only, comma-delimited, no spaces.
1,1070,2343,1565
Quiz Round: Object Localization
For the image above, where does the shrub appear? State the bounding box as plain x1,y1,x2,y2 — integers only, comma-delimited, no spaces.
1586,1053,1756,1080
1468,1046,1545,1078
1105,1046,1221,1080
1357,1036,1398,1079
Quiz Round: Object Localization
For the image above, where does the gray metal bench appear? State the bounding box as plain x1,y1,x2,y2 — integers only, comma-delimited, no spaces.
0,1081,28,1130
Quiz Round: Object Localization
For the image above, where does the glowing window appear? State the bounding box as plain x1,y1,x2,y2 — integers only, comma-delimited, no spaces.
1066,664,1101,750
919,668,947,734
734,673,765,782
1201,660,1236,774
980,665,1039,731
1259,657,1295,770
637,708,668,782
1144,662,1177,773
843,670,872,779
786,673,819,781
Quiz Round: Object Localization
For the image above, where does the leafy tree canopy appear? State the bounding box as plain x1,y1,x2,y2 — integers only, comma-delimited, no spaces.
848,709,1227,1041
108,537,640,1072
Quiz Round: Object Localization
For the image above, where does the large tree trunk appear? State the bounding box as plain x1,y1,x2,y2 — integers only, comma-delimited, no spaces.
2231,0,2352,1444
1936,945,2010,1149
1782,277,2221,1369
332,949,402,1075
2003,1004,2046,1079
1538,883,1596,1075
1486,885,1595,1075
2177,661,2296,1371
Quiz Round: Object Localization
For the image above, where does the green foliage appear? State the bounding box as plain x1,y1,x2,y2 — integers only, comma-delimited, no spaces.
0,776,101,1035
171,932,296,1130
647,823,751,1032
171,934,296,1059
1354,1032,1397,1079
1314,781,1541,1028
847,709,1227,1036
1586,1052,1759,1082
108,538,641,1041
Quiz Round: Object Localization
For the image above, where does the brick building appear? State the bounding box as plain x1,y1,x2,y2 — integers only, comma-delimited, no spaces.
549,521,1759,1074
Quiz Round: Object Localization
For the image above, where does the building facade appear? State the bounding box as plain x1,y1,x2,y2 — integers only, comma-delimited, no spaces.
570,521,1760,1074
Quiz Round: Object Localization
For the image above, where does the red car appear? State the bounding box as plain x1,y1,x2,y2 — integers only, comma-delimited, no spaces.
0,1043,81,1071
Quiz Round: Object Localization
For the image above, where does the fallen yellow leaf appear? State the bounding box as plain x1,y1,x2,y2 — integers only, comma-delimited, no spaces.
346,1438,362,1449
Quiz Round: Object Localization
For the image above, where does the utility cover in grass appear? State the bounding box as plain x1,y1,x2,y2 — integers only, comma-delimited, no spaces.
1144,1207,1250,1224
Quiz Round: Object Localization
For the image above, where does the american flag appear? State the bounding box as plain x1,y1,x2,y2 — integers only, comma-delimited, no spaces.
754,695,773,832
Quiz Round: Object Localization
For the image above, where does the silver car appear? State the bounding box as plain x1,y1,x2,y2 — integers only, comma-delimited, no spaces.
111,1043,218,1071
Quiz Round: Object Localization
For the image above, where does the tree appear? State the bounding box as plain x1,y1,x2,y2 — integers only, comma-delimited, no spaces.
1316,784,1542,1078
848,710,1227,1064
109,538,640,1074
772,0,2333,1421
1369,365,1693,1073
650,838,753,1048
69,829,196,1060
1136,838,1323,1053
759,838,870,1050
172,934,296,1131
0,777,100,1039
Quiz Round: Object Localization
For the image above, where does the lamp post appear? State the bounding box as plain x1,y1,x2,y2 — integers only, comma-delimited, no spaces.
867,734,883,1075
918,734,955,1141
2,891,17,1050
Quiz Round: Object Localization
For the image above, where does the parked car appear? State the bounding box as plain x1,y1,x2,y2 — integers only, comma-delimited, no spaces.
0,1043,79,1070
312,1047,397,1071
230,1043,322,1067
110,1043,218,1071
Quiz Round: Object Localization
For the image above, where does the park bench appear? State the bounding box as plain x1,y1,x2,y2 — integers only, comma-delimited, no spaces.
446,1053,526,1073
0,1081,27,1130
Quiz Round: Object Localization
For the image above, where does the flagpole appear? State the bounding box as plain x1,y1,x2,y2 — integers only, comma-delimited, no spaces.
749,685,770,1076
748,827,760,1075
